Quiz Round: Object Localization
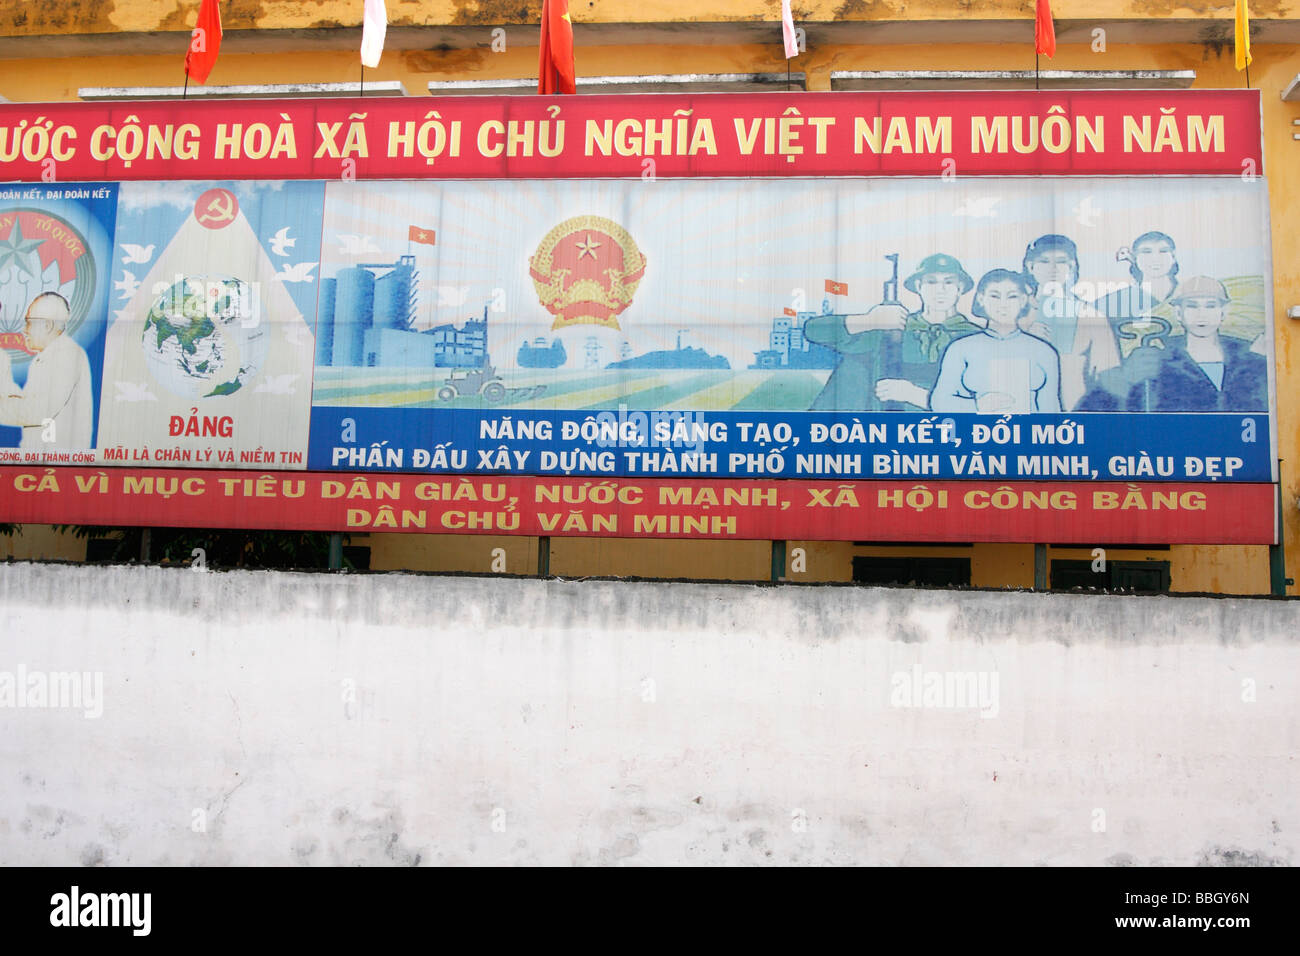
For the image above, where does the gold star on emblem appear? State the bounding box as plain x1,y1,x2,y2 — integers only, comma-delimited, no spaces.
575,233,601,259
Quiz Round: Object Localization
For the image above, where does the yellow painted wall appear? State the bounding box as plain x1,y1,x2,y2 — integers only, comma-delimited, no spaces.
1,1,1297,36
368,531,539,573
0,525,86,562
0,7,1295,595
1168,544,1273,593
1038,546,1270,594
549,535,771,580
3,39,1296,101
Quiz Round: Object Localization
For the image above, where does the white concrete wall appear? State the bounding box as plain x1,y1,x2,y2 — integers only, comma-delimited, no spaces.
0,562,1295,866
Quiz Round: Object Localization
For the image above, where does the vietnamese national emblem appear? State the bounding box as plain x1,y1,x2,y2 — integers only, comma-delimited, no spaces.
529,215,646,331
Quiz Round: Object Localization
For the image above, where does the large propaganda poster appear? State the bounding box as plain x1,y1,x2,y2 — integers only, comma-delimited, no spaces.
306,175,1275,485
0,91,1280,542
96,181,323,469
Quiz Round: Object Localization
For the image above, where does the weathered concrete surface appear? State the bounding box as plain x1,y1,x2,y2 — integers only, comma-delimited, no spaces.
0,562,1295,866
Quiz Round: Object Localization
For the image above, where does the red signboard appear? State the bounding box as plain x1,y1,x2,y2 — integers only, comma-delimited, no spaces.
0,468,1276,544
0,90,1261,182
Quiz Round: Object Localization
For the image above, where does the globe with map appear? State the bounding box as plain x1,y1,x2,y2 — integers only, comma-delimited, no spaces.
141,276,266,399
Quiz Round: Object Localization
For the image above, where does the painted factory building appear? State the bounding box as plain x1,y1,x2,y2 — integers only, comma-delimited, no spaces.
312,256,488,369
751,298,841,370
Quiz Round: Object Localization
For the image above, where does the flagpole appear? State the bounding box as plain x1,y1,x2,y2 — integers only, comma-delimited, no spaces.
183,72,189,101
1035,52,1040,91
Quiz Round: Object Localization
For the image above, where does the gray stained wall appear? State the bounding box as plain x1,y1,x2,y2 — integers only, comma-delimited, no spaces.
0,563,1295,865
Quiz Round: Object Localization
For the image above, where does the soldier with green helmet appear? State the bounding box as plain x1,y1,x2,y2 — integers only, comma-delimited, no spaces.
806,252,980,411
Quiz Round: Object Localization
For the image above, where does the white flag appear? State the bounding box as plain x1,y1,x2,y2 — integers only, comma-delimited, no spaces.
781,0,799,58
361,0,387,68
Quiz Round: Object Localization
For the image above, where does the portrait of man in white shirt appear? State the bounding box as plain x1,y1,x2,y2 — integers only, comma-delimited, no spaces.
0,292,94,450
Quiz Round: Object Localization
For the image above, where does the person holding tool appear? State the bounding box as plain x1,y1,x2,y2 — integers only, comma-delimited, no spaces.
1121,276,1266,412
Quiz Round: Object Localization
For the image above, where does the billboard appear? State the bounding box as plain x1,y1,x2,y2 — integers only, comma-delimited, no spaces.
0,90,1263,180
0,91,1277,543
0,469,1276,544
304,175,1275,485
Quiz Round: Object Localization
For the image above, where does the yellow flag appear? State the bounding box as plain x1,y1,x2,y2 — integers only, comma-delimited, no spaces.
1235,0,1252,71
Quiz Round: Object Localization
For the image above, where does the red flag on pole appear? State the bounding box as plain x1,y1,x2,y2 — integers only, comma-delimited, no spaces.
783,306,797,317
539,0,576,95
408,226,436,245
185,0,223,84
825,279,848,296
1035,0,1056,57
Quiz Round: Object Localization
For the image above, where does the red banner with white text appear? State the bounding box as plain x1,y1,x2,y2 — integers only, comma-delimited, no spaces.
0,469,1276,544
0,90,1261,182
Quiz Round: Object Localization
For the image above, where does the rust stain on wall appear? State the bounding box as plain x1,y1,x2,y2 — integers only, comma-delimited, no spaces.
158,2,191,30
0,0,121,36
224,0,270,30
449,0,543,27
405,47,492,73
1134,0,1288,14
0,0,273,36
831,0,895,19
1197,20,1232,60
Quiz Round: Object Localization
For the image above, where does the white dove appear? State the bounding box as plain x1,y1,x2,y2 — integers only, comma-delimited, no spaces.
1072,196,1102,228
277,262,318,283
953,197,1002,218
282,323,313,346
114,270,139,300
114,381,157,402
120,243,155,265
254,373,299,394
435,286,471,307
270,227,296,257
336,233,381,255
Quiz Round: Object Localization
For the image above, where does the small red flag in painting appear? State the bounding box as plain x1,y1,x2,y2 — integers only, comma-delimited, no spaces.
825,279,848,296
408,226,436,245
783,306,797,317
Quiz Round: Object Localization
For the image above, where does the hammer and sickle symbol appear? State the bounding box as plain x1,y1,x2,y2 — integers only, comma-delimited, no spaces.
198,192,236,225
